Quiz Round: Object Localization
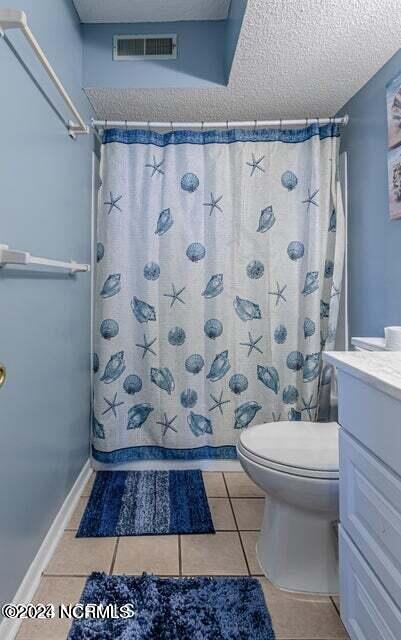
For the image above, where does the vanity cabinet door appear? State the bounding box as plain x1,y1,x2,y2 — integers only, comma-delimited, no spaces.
340,527,401,639
340,430,401,610
337,371,401,476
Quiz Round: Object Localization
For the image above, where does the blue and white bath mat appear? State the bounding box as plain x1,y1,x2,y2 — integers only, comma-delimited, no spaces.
76,470,214,537
68,572,275,640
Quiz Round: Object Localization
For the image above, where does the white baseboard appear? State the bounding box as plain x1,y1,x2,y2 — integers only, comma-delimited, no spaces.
0,460,92,640
92,459,242,471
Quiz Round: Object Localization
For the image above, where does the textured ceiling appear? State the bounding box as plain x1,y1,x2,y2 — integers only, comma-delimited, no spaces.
73,0,230,23
85,0,401,120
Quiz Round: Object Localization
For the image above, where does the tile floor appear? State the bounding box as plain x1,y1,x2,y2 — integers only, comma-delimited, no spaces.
17,471,349,639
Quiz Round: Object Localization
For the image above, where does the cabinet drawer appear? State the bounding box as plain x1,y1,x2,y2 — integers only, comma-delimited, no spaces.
340,429,401,610
338,370,401,476
339,526,401,639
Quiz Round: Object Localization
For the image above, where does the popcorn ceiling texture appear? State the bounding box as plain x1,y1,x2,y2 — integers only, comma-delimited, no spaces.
84,0,401,121
73,0,230,23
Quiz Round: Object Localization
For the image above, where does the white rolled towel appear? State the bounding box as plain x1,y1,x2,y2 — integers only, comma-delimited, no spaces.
385,326,401,351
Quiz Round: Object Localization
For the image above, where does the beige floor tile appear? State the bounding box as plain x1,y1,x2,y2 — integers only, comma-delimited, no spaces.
224,472,265,497
209,498,236,530
16,576,86,640
232,498,265,530
66,497,88,530
81,472,95,497
45,531,116,576
240,531,263,575
114,536,179,575
259,578,348,639
202,472,227,497
181,531,248,575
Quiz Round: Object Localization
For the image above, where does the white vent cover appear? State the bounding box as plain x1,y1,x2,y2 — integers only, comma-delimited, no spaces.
113,34,177,60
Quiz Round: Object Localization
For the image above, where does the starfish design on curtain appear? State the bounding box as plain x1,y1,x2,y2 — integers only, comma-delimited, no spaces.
156,413,178,436
209,390,231,415
135,334,157,359
246,154,265,176
203,193,223,216
145,155,165,176
104,192,122,215
302,188,319,213
163,283,186,307
268,282,287,306
240,332,263,357
301,394,318,421
102,392,124,418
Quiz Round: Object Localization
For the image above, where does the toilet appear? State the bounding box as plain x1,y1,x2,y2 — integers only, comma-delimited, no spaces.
237,420,339,595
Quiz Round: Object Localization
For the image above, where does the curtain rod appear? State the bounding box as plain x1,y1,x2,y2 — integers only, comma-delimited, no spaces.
0,9,89,138
92,116,348,131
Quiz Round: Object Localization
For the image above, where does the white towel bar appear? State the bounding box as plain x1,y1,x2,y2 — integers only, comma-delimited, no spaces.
0,9,89,137
0,245,89,274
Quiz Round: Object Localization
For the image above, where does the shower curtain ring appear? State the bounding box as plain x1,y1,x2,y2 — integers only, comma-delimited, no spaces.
279,118,282,130
201,121,204,132
226,120,229,130
147,121,150,132
125,120,128,132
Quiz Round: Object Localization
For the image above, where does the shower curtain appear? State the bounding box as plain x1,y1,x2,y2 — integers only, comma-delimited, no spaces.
92,124,344,463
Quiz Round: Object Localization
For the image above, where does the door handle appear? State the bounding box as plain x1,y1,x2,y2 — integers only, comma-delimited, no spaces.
0,363,6,388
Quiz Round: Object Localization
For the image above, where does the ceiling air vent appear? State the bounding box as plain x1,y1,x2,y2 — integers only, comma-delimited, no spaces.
113,34,177,60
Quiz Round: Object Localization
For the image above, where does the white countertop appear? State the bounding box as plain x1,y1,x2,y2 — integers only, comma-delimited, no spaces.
324,350,401,402
351,337,386,351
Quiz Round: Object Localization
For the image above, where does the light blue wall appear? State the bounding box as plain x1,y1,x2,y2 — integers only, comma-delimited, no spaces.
338,48,401,339
83,21,227,88
224,0,247,81
0,0,92,607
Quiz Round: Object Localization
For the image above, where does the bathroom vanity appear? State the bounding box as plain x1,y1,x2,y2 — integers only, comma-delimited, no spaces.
324,351,401,640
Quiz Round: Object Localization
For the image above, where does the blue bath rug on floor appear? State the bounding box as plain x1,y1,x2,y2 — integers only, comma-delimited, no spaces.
68,572,275,640
76,470,214,537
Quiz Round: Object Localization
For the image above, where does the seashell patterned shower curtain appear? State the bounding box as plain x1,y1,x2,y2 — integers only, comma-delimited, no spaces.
92,124,344,463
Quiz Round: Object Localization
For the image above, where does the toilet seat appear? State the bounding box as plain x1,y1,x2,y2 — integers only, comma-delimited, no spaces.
238,421,339,480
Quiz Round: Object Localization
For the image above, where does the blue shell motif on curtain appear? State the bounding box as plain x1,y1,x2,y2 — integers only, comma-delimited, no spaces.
93,125,344,463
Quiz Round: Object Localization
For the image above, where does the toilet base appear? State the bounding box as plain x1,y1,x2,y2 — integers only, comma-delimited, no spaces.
257,497,339,595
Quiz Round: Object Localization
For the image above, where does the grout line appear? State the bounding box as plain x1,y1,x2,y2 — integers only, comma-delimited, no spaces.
229,496,265,500
222,473,251,577
211,528,260,532
109,537,120,575
208,495,263,500
178,535,182,577
45,573,259,579
331,595,341,616
38,574,90,580
207,494,263,500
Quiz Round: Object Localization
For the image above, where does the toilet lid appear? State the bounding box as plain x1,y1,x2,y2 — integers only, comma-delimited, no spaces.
239,421,339,474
